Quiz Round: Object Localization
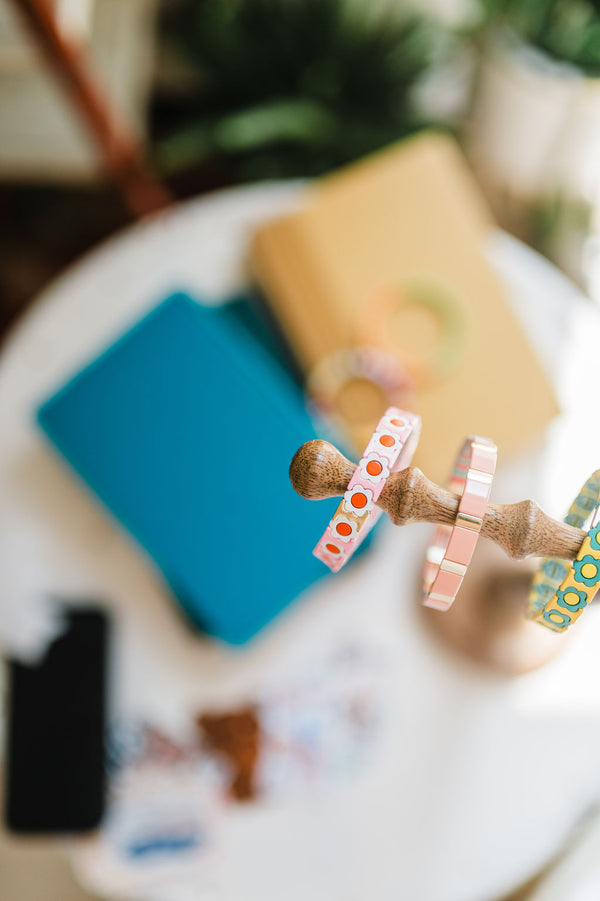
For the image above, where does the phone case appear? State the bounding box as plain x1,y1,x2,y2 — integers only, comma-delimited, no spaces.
6,607,107,833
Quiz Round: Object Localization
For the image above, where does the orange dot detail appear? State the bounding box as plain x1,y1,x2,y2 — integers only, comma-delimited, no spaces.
352,492,368,509
336,522,352,537
379,435,395,448
390,418,405,427
326,543,341,554
366,460,383,476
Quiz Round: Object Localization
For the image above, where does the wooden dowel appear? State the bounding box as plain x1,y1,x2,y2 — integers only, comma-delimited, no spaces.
13,0,172,218
290,440,586,561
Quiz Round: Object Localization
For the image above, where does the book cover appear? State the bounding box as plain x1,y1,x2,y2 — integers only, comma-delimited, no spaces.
251,132,559,482
37,294,340,645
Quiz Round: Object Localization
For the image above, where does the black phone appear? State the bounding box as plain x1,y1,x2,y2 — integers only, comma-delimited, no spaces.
4,606,108,833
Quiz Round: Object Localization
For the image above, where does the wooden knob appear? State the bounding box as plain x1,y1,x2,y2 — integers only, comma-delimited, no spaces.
289,439,585,561
289,440,355,499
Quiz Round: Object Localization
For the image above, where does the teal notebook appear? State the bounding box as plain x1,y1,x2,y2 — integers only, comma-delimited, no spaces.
37,293,340,644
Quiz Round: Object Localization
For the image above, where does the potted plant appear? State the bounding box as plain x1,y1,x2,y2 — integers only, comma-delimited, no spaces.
464,0,600,286
151,0,445,181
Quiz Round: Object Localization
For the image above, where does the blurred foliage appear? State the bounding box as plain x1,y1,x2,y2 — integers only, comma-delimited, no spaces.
480,0,600,73
153,0,445,180
533,192,593,285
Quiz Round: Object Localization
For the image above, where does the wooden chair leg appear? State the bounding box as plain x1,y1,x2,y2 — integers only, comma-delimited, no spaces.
12,0,172,218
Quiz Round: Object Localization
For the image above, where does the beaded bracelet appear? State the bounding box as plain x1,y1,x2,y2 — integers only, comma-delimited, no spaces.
314,407,421,572
423,436,497,610
528,471,600,632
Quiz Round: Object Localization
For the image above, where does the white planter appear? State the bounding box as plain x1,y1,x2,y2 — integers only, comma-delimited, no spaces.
466,32,582,200
465,30,600,288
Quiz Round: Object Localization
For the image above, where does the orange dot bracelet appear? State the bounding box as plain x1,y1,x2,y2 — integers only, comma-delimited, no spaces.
423,435,497,610
313,407,421,572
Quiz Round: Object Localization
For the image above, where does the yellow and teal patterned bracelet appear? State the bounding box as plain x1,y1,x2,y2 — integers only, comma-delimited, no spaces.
528,471,600,632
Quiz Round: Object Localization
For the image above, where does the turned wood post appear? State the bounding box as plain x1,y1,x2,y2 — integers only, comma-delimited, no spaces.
290,440,585,562
289,439,587,674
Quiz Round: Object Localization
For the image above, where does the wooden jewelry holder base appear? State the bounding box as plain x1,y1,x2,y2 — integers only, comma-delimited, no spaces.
290,440,587,676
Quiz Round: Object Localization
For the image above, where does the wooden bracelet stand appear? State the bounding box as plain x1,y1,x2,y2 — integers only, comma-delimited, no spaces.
290,440,587,675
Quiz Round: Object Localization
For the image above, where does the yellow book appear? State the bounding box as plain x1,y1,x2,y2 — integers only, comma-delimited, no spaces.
251,132,558,483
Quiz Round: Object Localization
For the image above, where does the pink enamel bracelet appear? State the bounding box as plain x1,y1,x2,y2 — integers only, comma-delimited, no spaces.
423,435,497,610
314,407,421,571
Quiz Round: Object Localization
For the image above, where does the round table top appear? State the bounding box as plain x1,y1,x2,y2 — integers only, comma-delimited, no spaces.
2,182,600,901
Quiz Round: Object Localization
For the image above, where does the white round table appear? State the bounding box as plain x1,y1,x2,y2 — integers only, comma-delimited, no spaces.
2,183,600,901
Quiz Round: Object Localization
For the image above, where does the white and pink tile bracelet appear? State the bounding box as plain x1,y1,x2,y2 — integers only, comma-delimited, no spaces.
423,435,497,610
313,407,422,572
